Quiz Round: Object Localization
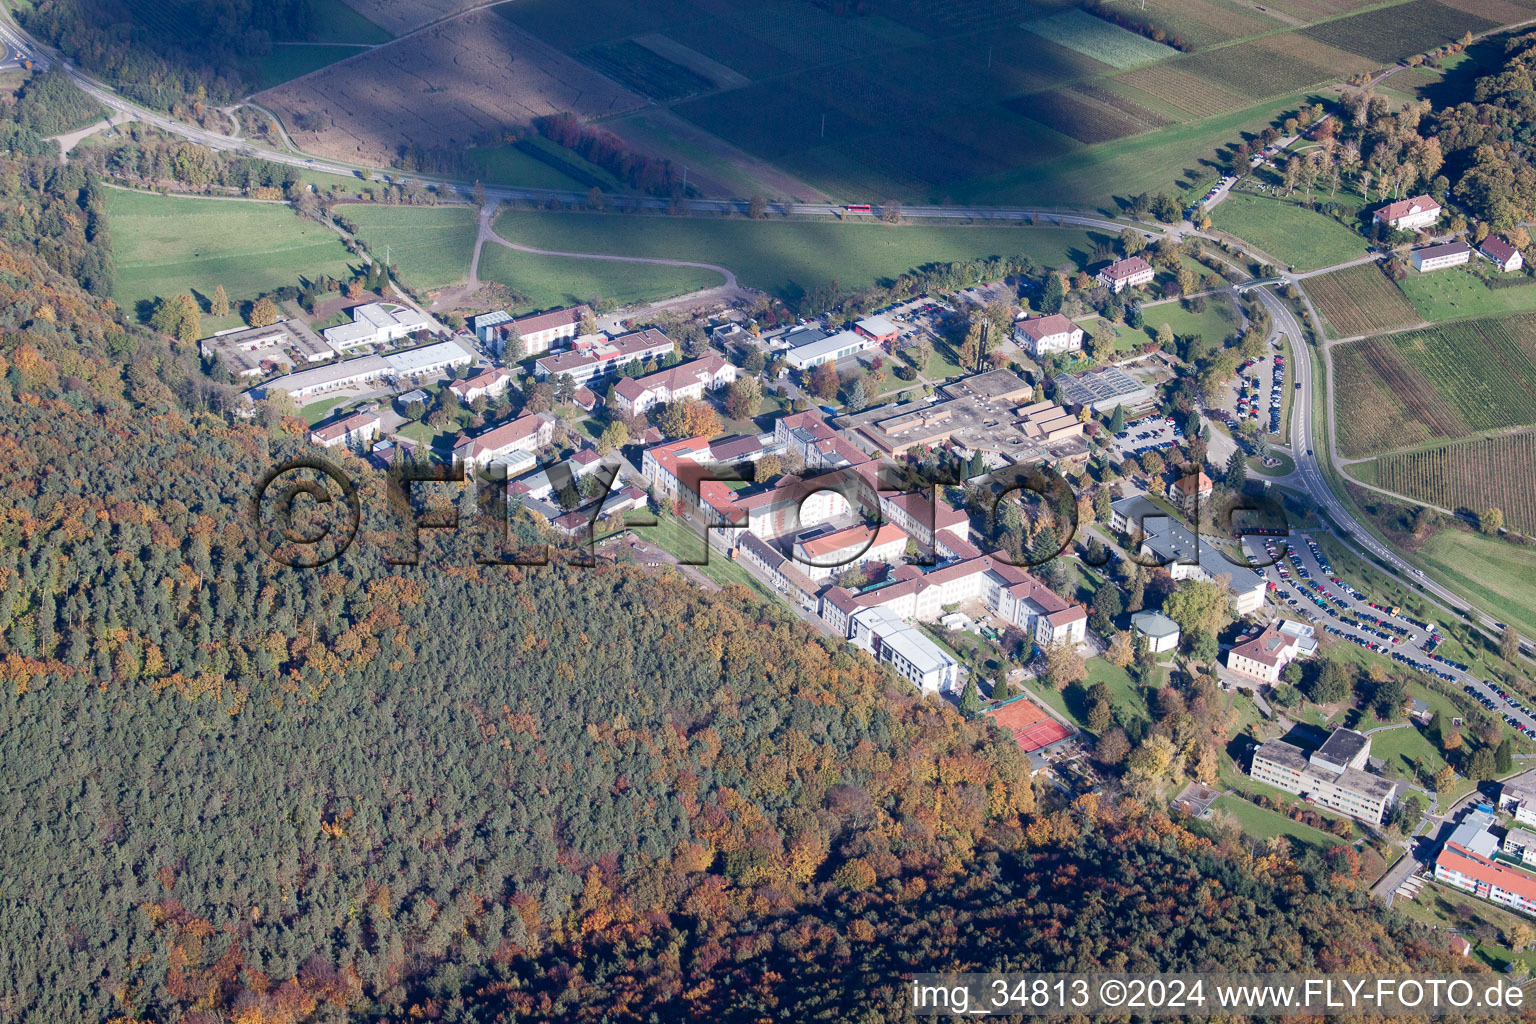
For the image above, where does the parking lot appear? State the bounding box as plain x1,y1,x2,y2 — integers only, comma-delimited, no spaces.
1213,350,1285,436
1243,532,1536,736
1110,414,1183,459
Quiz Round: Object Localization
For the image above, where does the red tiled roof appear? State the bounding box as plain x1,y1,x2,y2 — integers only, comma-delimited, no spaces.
513,304,590,335
1100,256,1153,280
452,412,546,456
311,410,378,443
1440,842,1536,904
450,367,509,397
797,522,905,559
1015,313,1078,340
1174,472,1213,495
1481,236,1519,262
1375,194,1439,223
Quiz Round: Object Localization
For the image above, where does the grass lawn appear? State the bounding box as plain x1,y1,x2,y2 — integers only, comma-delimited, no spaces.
1417,529,1536,640
1139,293,1241,349
338,203,478,292
466,145,589,191
491,209,1108,301
254,44,369,90
1250,449,1295,476
302,396,349,426
1031,659,1150,732
1396,881,1536,966
106,189,357,322
1396,264,1536,322
1210,193,1367,273
636,514,774,596
478,243,724,312
1369,724,1446,788
1211,794,1347,850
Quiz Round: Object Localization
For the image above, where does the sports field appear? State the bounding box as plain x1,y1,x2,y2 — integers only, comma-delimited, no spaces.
105,190,357,319
476,244,723,312
491,209,1106,299
339,204,478,292
1209,193,1367,272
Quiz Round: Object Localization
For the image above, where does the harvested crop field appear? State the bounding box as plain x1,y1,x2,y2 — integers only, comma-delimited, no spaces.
1302,0,1499,62
1176,34,1376,99
1302,262,1421,337
1116,64,1249,117
258,12,644,166
1009,86,1166,144
1369,429,1536,531
335,0,479,36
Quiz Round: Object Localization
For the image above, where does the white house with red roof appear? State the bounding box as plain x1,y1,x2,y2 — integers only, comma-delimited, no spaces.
1373,194,1440,232
792,522,907,581
1479,235,1524,273
449,366,513,404
880,490,970,550
451,412,553,471
533,329,675,385
1226,619,1316,683
1096,256,1155,293
1012,313,1084,358
1167,471,1213,513
608,354,736,417
309,410,380,449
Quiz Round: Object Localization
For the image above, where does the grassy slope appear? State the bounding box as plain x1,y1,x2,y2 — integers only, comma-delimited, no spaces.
105,189,357,317
491,209,1108,299
1211,794,1346,850
1209,192,1367,272
477,244,723,312
339,204,478,292
1416,530,1536,640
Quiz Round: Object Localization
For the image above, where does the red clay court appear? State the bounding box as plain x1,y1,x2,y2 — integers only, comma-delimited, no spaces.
986,695,1074,752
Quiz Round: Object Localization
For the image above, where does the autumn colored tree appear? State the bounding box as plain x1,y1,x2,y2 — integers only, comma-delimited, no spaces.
209,284,229,317
248,296,280,327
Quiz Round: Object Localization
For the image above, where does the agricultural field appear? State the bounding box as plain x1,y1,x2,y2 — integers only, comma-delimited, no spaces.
338,204,478,292
1176,34,1376,101
1209,193,1366,272
105,190,357,322
1366,429,1536,532
1115,64,1250,118
1023,9,1180,68
320,0,481,36
1302,262,1422,337
491,208,1105,300
257,12,644,167
1302,0,1499,62
476,243,723,312
1332,315,1536,456
576,39,716,101
254,45,369,91
1011,86,1169,144
285,0,393,44
1396,264,1536,322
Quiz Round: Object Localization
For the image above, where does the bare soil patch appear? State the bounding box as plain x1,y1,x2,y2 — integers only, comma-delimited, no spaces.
258,12,645,166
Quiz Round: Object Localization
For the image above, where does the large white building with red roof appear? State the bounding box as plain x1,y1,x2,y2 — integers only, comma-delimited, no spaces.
819,551,1087,651
1373,194,1440,232
309,410,380,449
451,412,553,470
1012,313,1084,357
534,329,675,385
1096,256,1155,293
449,366,513,404
609,354,736,417
792,522,908,581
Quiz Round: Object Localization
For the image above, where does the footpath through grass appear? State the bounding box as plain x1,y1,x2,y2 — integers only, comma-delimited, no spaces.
491,208,1107,300
106,189,357,320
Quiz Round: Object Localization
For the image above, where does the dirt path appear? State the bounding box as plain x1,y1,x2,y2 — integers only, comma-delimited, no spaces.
50,111,134,161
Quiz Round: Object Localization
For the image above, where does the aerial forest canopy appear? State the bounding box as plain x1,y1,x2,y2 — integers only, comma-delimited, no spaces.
21,0,318,106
